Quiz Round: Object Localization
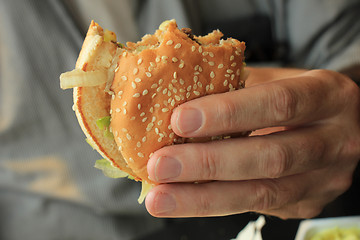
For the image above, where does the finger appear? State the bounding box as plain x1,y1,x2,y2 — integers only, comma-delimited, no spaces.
145,176,309,218
171,70,343,138
147,125,331,183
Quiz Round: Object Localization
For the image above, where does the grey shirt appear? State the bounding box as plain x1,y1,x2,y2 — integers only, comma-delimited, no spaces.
1,0,359,239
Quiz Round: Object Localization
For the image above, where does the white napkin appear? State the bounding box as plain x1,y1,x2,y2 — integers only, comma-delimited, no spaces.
232,216,266,240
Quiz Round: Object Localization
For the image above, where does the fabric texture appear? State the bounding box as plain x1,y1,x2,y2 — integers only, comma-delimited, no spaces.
0,0,359,239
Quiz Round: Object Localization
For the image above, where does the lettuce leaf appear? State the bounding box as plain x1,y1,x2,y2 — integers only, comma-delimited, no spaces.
94,159,129,178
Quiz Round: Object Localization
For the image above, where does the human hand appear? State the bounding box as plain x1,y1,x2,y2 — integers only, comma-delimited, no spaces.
145,67,360,219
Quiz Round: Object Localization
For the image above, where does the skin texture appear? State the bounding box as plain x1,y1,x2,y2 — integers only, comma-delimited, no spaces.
145,67,360,219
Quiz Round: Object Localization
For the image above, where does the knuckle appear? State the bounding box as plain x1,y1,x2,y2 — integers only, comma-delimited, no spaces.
262,142,290,179
295,203,323,219
195,189,212,216
271,85,297,123
200,145,220,180
250,180,278,211
217,97,239,131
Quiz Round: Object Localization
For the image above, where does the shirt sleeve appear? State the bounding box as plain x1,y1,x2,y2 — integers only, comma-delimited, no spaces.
285,0,360,75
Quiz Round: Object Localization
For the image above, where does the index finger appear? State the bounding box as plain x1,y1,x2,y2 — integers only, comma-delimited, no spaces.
171,70,343,138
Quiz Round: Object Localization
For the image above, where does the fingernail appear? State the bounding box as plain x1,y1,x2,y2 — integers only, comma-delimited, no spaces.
155,156,182,182
176,108,203,134
154,192,176,215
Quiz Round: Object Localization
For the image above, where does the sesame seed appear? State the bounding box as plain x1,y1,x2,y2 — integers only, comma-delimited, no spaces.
167,91,172,97
118,137,123,143
161,56,168,63
210,71,215,78
166,40,174,45
152,93,157,99
158,137,163,142
109,109,113,114
115,108,120,112
118,146,123,151
230,55,235,61
142,117,148,122
159,133,165,138
187,85,192,91
133,68,139,75
142,136,147,142
137,142,141,148
150,62,156,67
231,62,237,67
203,58,208,63
179,62,184,69
202,51,208,56
152,116,156,122
172,57,178,62
231,74,235,80
126,133,131,140
155,56,161,62
123,109,127,114
208,61,215,66
209,52,214,57
156,86,163,92
162,108,169,112
115,66,119,72
206,85,210,92
235,50,241,56
151,83,158,89
198,46,203,53
179,79,185,85
118,91,123,96
193,91,200,96
121,76,127,81
111,94,115,100
137,58,143,65
122,128,128,133
210,83,214,90
128,157,134,163
149,107,154,113
137,152,144,158
172,79,178,84
122,101,127,106
168,124,172,130
218,64,224,69
199,66,203,72
146,72,152,78
140,112,145,117
223,80,229,86
133,93,140,98
168,83,174,90
163,88,168,95
173,88,178,94
175,95,181,101
225,74,230,78
122,52,127,57
169,132,175,138
131,82,136,89
154,103,160,108
236,69,241,76
186,92,191,98
148,66,154,72
157,120,163,125
173,72,177,79
159,79,164,84
191,46,196,52
146,122,154,131
193,76,198,82
143,89,149,95
155,128,159,134
174,43,181,49
227,69,233,73
130,116,136,121
171,99,176,106
138,104,141,110
197,81,203,88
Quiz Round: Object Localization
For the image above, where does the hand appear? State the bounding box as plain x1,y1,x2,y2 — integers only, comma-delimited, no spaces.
145,67,360,219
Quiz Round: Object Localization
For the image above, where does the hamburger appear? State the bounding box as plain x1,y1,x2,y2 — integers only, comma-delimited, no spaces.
60,20,248,203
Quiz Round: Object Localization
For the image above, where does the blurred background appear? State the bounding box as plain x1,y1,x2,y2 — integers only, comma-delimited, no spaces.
1,0,359,239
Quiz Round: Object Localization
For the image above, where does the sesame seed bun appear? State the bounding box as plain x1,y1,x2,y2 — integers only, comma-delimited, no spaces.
63,20,247,184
